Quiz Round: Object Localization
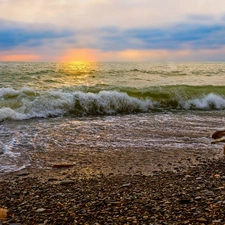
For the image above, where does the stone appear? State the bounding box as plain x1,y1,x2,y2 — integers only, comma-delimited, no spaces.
212,130,225,139
0,208,8,219
52,164,74,168
48,177,58,181
195,196,201,200
121,183,131,188
179,199,191,204
214,186,224,190
143,215,148,220
196,217,207,222
214,174,220,178
60,180,75,185
212,219,222,223
16,172,30,176
202,190,214,196
36,208,46,213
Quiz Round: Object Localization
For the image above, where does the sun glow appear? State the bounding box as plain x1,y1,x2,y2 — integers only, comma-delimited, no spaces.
61,48,97,62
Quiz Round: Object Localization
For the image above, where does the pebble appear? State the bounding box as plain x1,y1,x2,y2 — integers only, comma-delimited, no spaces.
212,219,222,223
143,215,148,220
52,164,74,168
202,190,214,196
121,183,131,187
36,208,46,213
48,177,58,181
16,172,30,177
179,199,192,204
0,208,8,219
195,196,201,200
59,180,75,185
196,217,207,222
217,186,224,189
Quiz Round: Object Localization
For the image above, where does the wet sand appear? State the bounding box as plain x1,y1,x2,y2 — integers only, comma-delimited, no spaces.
2,141,223,180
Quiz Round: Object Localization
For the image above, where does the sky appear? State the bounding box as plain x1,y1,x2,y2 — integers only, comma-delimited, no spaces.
0,0,225,62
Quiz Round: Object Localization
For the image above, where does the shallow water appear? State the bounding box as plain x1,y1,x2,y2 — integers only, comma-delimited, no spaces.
0,111,224,174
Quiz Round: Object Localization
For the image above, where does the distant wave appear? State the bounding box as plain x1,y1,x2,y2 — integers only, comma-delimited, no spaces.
0,86,225,120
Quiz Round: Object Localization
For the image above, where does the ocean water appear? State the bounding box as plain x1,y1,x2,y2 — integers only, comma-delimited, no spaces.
0,61,225,173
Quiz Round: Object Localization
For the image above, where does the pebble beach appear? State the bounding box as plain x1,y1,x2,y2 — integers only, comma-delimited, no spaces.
1,146,225,225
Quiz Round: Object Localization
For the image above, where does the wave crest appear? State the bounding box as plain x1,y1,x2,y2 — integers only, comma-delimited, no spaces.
1,87,225,120
182,93,225,110
0,89,154,120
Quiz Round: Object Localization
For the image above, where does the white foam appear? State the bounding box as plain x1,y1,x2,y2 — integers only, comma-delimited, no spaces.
0,88,154,120
181,93,225,110
75,90,153,115
0,87,19,98
0,164,27,173
0,89,75,120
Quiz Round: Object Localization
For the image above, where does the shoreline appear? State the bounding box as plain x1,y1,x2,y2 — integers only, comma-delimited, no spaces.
1,147,225,224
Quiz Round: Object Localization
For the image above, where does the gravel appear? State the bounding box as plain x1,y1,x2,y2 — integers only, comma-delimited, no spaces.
1,158,225,224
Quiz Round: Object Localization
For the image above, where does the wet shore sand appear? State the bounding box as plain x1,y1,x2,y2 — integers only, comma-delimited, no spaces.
1,145,225,225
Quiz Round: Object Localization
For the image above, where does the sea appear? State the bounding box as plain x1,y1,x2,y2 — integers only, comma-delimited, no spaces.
0,61,225,174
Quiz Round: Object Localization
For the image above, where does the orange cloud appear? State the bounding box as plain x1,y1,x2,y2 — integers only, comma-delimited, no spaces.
60,48,171,62
0,53,40,62
95,48,225,62
61,49,98,62
2,47,225,63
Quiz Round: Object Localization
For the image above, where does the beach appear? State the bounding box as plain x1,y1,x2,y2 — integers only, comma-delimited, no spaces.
1,62,225,224
1,144,225,224
1,120,225,225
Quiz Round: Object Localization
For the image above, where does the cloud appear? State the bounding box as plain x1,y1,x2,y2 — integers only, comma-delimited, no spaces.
1,0,225,61
57,47,225,62
0,19,73,51
96,23,225,51
1,17,225,62
1,0,225,29
0,52,40,61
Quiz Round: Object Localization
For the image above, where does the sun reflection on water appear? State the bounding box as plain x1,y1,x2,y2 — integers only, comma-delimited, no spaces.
60,61,97,74
56,61,98,87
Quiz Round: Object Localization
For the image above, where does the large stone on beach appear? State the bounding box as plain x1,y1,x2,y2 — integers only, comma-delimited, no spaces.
212,130,225,139
0,208,8,219
211,137,225,144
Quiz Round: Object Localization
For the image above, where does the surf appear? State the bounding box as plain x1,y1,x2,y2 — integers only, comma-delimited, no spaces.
0,86,225,120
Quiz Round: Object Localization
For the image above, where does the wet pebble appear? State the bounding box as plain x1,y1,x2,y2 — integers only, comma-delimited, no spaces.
59,180,75,185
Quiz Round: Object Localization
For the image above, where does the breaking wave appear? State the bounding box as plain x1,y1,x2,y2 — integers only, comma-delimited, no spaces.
0,86,225,120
